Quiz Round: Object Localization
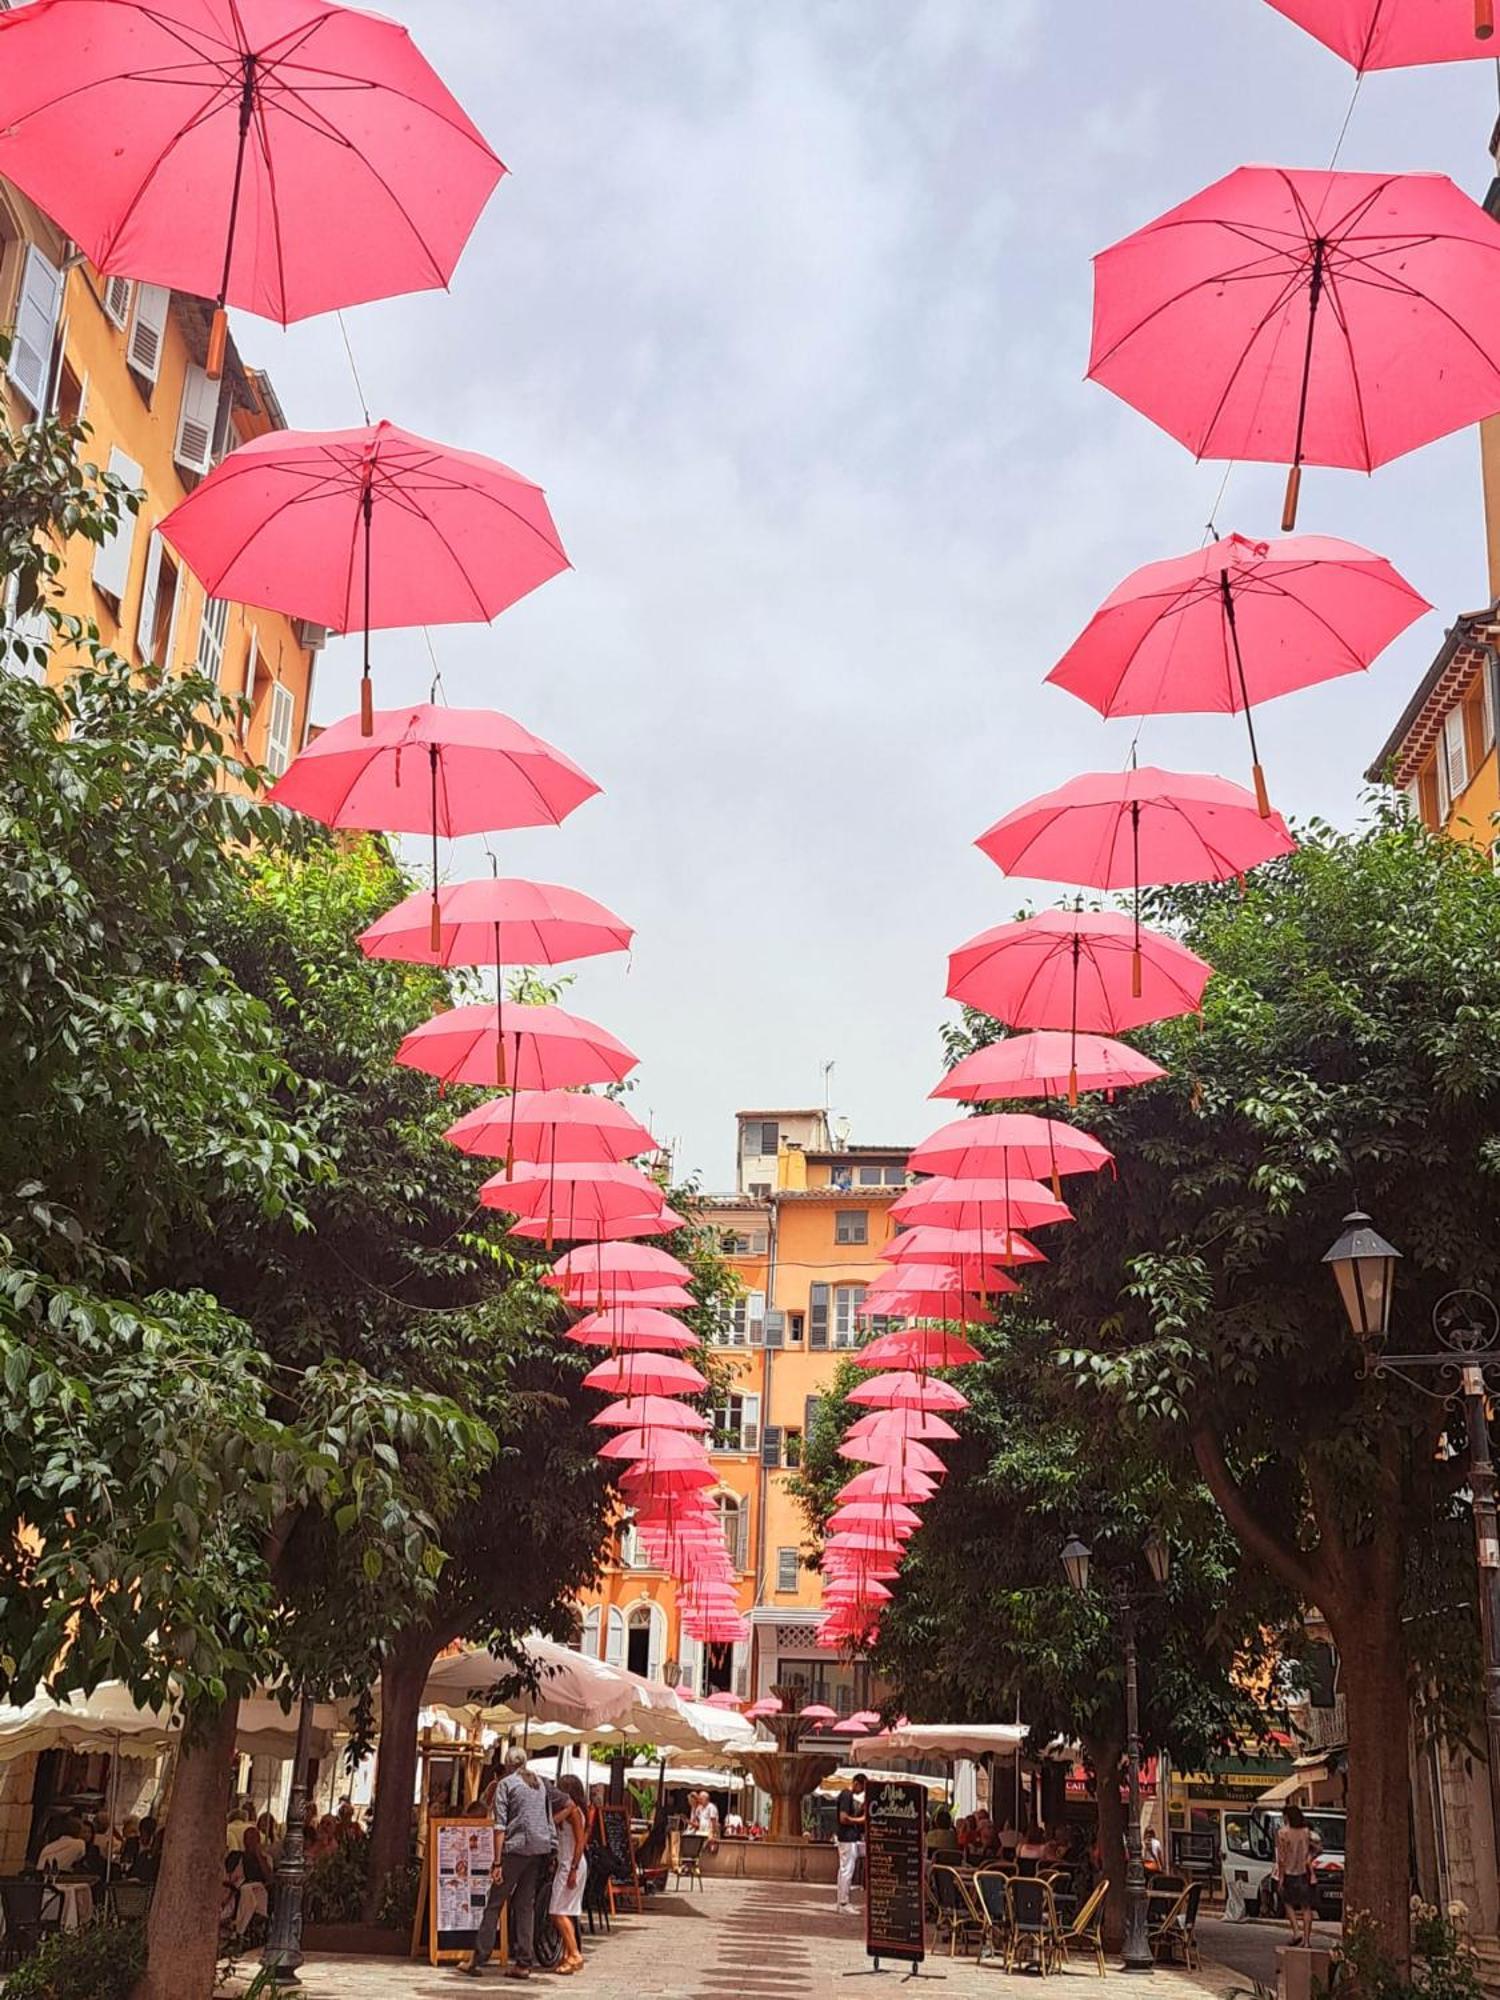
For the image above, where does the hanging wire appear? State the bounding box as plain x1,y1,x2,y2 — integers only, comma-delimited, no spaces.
336,310,372,426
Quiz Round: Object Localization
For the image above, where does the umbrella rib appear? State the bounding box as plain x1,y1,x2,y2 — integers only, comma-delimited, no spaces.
1181,261,1316,462
1318,264,1376,473
1090,241,1309,383
248,65,294,325
57,79,239,271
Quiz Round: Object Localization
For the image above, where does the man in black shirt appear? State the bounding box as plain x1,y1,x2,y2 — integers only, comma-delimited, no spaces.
835,1774,867,1913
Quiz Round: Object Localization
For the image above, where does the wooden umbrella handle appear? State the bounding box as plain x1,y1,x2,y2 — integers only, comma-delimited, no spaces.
1252,762,1271,819
1478,0,1494,38
360,675,373,736
206,308,229,383
1280,464,1302,533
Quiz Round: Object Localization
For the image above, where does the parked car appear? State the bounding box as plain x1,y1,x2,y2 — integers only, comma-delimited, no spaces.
1221,1808,1346,1921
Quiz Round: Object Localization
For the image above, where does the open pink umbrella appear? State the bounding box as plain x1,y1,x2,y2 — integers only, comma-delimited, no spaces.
837,1432,949,1472
911,1113,1113,1185
1044,532,1428,813
838,1467,940,1504
1264,0,1497,66
481,1161,667,1239
597,1430,712,1466
798,1704,840,1725
0,0,503,358
935,1031,1165,1106
164,423,568,728
859,1277,1005,1319
445,1090,658,1166
551,1244,691,1287
845,1408,961,1445
853,1329,985,1370
396,1002,635,1092
830,1502,926,1531
582,1353,707,1398
890,1175,1072,1233
617,1460,717,1496
566,1308,697,1353
1090,167,1500,528
363,878,631,971
508,1207,685,1244
881,1224,1046,1271
848,1373,971,1414
591,1397,707,1432
569,1283,694,1312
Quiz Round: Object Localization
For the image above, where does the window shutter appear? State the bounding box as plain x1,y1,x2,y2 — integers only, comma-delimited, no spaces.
103,275,134,329
265,681,295,776
809,1283,829,1349
1444,707,1468,802
126,282,169,384
777,1549,799,1592
7,243,63,412
174,361,220,474
804,1395,823,1437
195,595,230,683
746,1288,766,1345
91,448,141,603
763,1310,785,1349
135,529,164,661
740,1394,760,1453
760,1426,783,1469
244,629,260,702
605,1608,625,1668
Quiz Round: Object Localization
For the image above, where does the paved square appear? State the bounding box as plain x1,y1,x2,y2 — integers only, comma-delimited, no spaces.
222,1879,1238,2000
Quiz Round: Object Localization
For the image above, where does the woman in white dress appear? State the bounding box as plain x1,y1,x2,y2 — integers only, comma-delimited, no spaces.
549,1775,588,1973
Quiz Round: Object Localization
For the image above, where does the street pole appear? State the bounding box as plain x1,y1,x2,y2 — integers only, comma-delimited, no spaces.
1461,1364,1500,1867
1120,1587,1153,1974
261,1694,315,1985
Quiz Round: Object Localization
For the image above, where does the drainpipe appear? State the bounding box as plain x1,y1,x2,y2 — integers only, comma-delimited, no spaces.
750,1189,778,1698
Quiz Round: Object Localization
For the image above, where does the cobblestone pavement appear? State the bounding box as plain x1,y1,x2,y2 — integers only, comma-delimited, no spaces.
220,1879,1241,2000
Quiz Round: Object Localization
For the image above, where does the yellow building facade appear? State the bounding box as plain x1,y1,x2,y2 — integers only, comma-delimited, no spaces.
0,175,320,773
577,1110,908,1710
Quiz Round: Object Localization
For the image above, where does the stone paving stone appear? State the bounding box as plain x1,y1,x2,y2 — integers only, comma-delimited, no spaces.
218,1879,1240,2000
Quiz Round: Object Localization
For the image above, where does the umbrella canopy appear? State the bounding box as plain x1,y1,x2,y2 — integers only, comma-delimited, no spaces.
445,1090,658,1166
847,1373,970,1414
421,1638,642,1732
844,1408,961,1445
934,1031,1166,1104
881,1224,1046,1270
829,1501,926,1530
550,1245,693,1289
837,1431,949,1472
1264,0,1499,68
0,0,503,330
1045,532,1428,812
889,1175,1072,1232
509,1207,685,1243
481,1161,667,1228
911,1113,1113,1184
395,1003,636,1092
597,1430,713,1467
858,1278,1002,1320
838,1467,941,1503
798,1704,841,1725
591,1397,708,1431
164,422,568,726
566,1308,698,1353
570,1283,695,1311
581,1353,708,1397
851,1722,1027,1761
362,879,631,970
853,1328,985,1370
1090,166,1500,527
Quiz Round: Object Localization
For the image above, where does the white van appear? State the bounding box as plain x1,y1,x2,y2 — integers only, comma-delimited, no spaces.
1221,1808,1346,1920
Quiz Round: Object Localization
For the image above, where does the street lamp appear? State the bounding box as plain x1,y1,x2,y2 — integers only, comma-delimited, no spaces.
1062,1533,1167,1974
1322,1208,1401,1340
1322,1210,1500,1893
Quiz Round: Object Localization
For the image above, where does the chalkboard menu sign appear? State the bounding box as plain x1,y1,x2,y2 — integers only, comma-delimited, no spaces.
601,1803,635,1885
864,1779,927,1966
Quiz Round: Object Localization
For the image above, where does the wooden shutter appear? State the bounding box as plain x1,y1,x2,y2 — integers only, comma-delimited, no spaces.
103,276,134,329
809,1283,829,1349
739,1393,760,1452
135,529,164,660
91,447,141,602
777,1549,799,1592
605,1609,624,1668
760,1427,783,1470
804,1395,823,1437
265,681,295,776
7,243,63,412
174,361,220,474
195,595,230,683
126,283,169,383
763,1310,785,1348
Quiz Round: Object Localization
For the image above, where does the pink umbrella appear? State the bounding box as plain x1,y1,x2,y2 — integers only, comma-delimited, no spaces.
597,1430,712,1466
705,1692,744,1711
827,1528,913,1553
509,1206,685,1244
582,1353,708,1397
617,1461,717,1496
910,1113,1113,1185
566,1309,698,1353
164,424,568,729
481,1161,667,1230
746,1696,782,1717
844,1409,961,1445
934,1031,1165,1106
445,1090,658,1166
860,1277,1005,1317
395,1002,635,1092
837,1468,940,1503
551,1245,692,1289
1090,166,1500,528
848,1373,970,1414
837,1433,948,1472
0,0,503,354
362,878,631,970
853,1329,985,1371
1264,0,1498,67
830,1502,926,1530
798,1704,840,1725
591,1397,707,1431
880,1225,1047,1269
890,1176,1072,1233
1044,532,1428,814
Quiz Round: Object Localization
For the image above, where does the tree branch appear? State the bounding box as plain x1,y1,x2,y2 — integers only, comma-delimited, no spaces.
1191,1425,1328,1610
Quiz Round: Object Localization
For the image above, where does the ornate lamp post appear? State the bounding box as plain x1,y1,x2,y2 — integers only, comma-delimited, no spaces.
1061,1531,1170,1974
1323,1210,1500,1863
260,1694,316,1985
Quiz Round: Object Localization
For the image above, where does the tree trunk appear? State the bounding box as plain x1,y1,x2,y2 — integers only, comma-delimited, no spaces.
363,1627,442,1922
1084,1732,1126,1951
1329,1586,1412,1968
132,1695,238,2000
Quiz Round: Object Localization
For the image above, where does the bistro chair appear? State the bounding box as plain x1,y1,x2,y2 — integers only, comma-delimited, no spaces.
582,1847,612,1935
1006,1876,1062,1975
672,1832,707,1893
1058,1879,1110,1978
1151,1881,1202,1967
972,1869,1014,1960
1148,1882,1194,1963
929,1865,985,1958
105,1878,153,1921
0,1877,61,1968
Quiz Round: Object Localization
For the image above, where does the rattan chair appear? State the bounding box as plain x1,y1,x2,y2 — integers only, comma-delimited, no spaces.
929,1865,987,1958
1151,1881,1201,1966
1148,1881,1193,1962
672,1832,707,1892
1006,1875,1063,1975
1058,1879,1109,1977
972,1868,1013,1961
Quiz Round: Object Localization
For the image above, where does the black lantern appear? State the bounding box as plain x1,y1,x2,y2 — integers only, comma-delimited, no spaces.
1323,1209,1402,1339
1060,1535,1092,1595
1143,1529,1170,1587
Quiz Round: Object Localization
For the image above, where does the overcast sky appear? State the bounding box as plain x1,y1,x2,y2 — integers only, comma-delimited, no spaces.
254,0,1500,1186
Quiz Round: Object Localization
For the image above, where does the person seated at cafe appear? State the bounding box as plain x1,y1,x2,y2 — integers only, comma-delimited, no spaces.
36,1814,88,1872
967,1810,1000,1865
130,1817,161,1883
998,1818,1020,1866
256,1810,280,1855
115,1817,141,1875
724,1806,745,1837
226,1797,255,1852
1017,1821,1050,1867
335,1798,359,1841
928,1807,961,1864
76,1821,108,1880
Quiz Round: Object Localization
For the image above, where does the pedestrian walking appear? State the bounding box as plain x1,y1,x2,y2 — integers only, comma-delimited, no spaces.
1275,1805,1317,1948
835,1773,867,1913
462,1747,557,1979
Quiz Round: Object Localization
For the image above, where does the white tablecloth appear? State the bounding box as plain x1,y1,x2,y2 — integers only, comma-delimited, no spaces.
43,1879,93,1929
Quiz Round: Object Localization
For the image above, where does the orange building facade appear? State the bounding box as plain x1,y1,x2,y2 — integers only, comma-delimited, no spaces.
577,1110,908,1710
0,175,320,773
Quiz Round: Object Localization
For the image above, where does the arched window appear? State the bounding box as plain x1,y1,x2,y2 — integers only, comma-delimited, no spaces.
580,1606,601,1660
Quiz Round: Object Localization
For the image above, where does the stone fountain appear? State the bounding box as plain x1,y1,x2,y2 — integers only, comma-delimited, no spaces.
736,1685,841,1844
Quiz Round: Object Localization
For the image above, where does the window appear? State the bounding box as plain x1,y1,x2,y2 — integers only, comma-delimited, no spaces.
885,1164,907,1185
857,1166,881,1186
195,594,230,684
102,275,134,329
776,1549,799,1593
265,680,295,777
718,1493,748,1571
618,1516,645,1568
53,356,83,428
126,283,169,386
721,1229,768,1256
174,361,221,475
760,1425,783,1469
135,530,181,669
788,1311,804,1344
782,1427,803,1469
833,1285,866,1348
743,1120,778,1156
711,1392,759,1453
748,1182,770,1200
1,573,49,680
90,446,142,604
804,1395,823,1437
1443,706,1468,807
6,242,63,413
721,1289,765,1347
835,1209,868,1245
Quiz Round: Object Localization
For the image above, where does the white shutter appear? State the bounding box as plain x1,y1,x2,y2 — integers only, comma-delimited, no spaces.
6,243,63,413
647,1607,664,1683
740,1392,760,1453
244,628,260,703
91,447,141,603
195,594,229,683
1444,708,1468,804
103,276,134,329
747,1288,767,1345
265,683,294,775
605,1608,625,1668
173,362,219,474
135,529,163,661
581,1607,601,1660
1483,663,1496,754
126,282,169,384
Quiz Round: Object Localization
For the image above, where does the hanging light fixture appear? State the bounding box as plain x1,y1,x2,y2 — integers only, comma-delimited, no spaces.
1322,1209,1402,1340
1060,1535,1092,1595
